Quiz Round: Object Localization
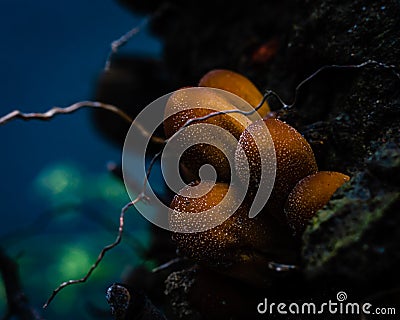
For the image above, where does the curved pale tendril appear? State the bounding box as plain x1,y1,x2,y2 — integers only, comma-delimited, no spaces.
0,58,398,308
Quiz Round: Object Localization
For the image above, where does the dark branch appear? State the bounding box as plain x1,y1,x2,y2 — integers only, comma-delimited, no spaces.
0,101,132,125
287,59,400,109
3,58,395,309
0,248,44,320
0,101,165,145
104,19,150,71
42,199,141,309
104,5,167,71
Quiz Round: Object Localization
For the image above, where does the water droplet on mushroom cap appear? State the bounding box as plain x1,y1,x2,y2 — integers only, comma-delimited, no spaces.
236,118,318,219
285,171,350,235
169,182,287,265
163,88,253,181
199,69,270,118
164,87,252,138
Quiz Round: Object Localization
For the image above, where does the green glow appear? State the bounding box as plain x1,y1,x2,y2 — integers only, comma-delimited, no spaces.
34,163,81,199
0,282,5,315
93,174,128,205
58,245,92,279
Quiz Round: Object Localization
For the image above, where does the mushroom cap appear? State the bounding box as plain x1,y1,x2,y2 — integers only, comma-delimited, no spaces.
199,69,270,118
236,118,318,219
164,87,252,139
285,171,350,235
163,87,253,181
169,182,287,264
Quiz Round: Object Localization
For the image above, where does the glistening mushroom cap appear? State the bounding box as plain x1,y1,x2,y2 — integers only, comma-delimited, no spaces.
199,69,270,118
235,118,318,219
285,171,350,235
163,87,254,181
169,182,288,265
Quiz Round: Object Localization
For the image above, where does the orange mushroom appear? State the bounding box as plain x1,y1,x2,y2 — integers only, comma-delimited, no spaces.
285,171,350,235
163,87,254,181
235,118,318,219
199,69,270,117
169,181,293,265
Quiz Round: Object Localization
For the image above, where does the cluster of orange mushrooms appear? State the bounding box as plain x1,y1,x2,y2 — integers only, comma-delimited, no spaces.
162,69,349,283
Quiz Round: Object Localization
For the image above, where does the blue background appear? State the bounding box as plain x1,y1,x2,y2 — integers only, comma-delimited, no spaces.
0,0,161,318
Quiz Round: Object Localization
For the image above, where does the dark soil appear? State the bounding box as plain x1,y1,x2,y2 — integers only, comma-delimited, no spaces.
93,0,400,318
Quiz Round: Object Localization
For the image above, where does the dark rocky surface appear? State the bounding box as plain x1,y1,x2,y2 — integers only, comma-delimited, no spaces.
93,0,400,318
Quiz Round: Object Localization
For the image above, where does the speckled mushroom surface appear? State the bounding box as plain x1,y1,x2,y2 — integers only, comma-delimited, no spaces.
169,182,285,265
285,171,350,234
236,118,318,219
198,69,270,117
164,87,254,181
